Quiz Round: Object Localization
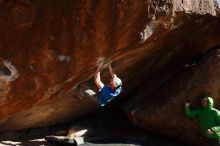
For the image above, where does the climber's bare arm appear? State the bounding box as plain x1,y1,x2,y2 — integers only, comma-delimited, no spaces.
108,63,116,78
94,64,104,91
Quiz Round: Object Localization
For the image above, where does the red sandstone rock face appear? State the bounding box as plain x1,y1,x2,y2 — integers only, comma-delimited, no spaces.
124,49,220,146
0,0,219,133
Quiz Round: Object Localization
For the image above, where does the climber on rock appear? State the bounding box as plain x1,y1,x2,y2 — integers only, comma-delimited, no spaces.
85,62,122,107
185,96,220,146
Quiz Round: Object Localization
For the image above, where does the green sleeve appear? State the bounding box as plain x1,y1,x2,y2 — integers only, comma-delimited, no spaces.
211,110,220,135
185,106,199,118
215,110,220,124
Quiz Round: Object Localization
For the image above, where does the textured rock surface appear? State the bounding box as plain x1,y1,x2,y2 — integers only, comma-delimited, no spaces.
0,0,219,134
124,48,220,146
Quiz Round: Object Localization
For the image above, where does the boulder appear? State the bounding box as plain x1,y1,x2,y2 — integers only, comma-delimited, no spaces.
124,48,220,146
0,0,219,132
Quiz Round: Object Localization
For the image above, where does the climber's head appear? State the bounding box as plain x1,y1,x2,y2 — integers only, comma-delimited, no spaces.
201,98,208,107
201,96,213,108
110,76,122,89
